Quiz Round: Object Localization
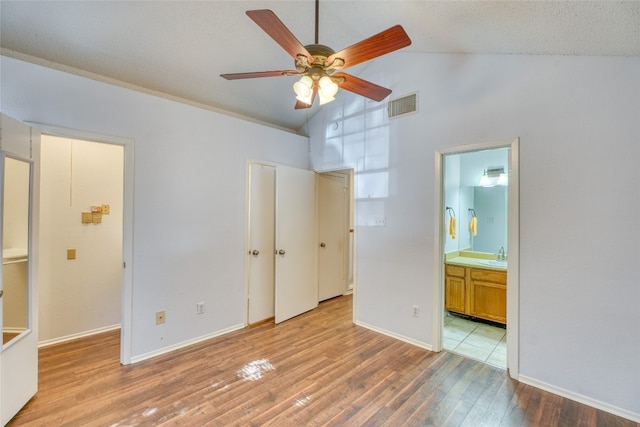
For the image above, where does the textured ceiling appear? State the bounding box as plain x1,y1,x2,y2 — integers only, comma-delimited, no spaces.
2,1,639,132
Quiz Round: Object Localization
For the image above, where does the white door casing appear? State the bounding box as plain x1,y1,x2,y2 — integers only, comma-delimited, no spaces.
434,138,519,378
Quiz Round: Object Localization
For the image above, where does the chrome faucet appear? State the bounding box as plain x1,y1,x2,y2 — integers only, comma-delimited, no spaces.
497,246,506,261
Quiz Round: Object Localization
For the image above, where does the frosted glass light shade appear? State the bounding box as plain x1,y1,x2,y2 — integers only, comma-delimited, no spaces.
293,76,313,104
318,76,338,105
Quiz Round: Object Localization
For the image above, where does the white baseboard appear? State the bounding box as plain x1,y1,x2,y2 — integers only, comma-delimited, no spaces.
355,321,433,351
130,323,246,364
518,374,640,423
39,324,121,347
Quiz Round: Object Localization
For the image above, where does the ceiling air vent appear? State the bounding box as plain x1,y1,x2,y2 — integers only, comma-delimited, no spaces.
387,92,418,119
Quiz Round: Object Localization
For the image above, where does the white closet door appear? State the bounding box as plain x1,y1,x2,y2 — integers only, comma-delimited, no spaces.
247,164,275,324
318,173,347,301
274,166,317,323
1,115,38,425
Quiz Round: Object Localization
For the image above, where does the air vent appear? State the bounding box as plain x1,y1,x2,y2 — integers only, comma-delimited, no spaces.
387,92,418,119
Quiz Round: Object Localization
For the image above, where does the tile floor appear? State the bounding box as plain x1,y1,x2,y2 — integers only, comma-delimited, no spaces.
443,312,506,369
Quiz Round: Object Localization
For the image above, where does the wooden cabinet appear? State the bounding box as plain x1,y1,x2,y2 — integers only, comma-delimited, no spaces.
445,264,467,314
469,268,506,324
445,263,506,324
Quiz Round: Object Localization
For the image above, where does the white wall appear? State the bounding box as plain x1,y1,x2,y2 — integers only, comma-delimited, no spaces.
0,55,310,359
38,136,123,343
308,53,640,419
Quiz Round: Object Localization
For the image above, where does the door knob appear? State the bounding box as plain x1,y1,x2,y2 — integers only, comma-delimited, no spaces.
278,249,286,255
320,242,326,248
0,290,3,298
252,250,259,256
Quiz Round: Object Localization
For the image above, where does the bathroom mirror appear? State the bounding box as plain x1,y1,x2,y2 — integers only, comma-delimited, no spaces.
2,154,32,348
444,147,509,255
469,185,507,253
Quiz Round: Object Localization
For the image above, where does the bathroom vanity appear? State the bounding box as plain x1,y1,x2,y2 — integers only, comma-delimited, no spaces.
445,251,506,324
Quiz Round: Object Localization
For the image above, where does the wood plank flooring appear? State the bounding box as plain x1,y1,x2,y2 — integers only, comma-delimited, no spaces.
8,295,639,426
3,332,20,345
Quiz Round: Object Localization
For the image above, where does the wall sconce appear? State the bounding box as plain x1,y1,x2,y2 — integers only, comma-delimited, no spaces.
480,167,508,187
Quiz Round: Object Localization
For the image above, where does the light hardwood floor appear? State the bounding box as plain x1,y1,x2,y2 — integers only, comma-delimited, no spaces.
8,295,639,426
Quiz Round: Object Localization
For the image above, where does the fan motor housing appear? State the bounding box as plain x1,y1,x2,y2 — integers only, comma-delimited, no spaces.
296,44,343,73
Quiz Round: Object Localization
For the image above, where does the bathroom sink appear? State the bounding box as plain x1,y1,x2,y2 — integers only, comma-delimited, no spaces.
479,260,507,267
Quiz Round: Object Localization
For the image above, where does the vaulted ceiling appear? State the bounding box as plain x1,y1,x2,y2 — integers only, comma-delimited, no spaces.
2,1,639,132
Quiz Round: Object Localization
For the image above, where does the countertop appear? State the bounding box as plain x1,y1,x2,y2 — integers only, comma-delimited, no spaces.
445,250,507,271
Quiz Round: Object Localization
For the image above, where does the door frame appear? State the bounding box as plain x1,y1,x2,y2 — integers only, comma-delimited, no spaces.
315,167,355,322
433,138,519,379
27,123,134,365
317,170,351,298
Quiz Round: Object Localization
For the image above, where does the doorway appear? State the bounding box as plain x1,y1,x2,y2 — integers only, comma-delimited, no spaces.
434,138,519,377
318,170,352,301
34,125,134,365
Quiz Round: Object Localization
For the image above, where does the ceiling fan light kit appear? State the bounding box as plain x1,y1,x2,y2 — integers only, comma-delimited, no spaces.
221,1,411,109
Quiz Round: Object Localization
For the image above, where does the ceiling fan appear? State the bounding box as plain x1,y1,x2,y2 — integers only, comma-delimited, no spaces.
220,0,412,109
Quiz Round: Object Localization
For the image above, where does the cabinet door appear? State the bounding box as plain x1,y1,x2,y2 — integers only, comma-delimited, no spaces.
445,275,466,314
469,280,506,323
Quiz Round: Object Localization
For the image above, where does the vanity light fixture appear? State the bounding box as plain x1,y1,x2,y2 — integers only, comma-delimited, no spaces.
480,167,508,187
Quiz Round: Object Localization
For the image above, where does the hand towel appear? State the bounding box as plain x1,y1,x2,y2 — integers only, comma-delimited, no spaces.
449,216,456,239
470,216,477,236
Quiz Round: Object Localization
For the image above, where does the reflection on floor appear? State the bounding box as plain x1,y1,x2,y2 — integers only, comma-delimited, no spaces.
443,312,506,369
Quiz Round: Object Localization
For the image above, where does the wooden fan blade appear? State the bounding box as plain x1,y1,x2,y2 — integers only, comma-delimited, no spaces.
246,10,314,64
221,70,298,80
327,25,411,69
295,86,318,109
334,72,392,102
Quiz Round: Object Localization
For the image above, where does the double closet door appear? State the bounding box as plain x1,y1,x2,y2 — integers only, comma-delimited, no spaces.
248,164,318,324
248,164,349,325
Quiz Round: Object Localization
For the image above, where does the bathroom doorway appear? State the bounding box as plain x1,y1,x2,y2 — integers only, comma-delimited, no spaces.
434,138,519,377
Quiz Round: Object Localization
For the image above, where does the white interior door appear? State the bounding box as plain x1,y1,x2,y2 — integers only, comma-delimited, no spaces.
274,166,317,323
1,115,38,426
247,164,275,324
318,173,347,301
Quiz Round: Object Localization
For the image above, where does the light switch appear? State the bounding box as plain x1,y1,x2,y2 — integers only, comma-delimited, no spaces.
81,212,92,223
92,212,102,224
67,249,76,260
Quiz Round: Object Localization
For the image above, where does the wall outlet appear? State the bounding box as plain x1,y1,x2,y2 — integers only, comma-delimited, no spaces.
196,302,205,314
412,305,420,318
101,204,110,215
156,310,166,324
